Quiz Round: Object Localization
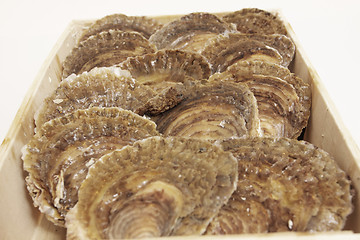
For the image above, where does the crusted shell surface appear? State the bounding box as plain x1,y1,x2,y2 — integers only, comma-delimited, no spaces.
35,67,157,128
23,107,159,226
155,81,262,140
120,49,211,82
66,136,238,239
222,8,288,35
208,33,295,67
119,49,212,115
62,30,156,78
210,64,310,138
206,137,353,234
225,60,311,120
78,13,163,42
149,12,234,52
201,35,283,73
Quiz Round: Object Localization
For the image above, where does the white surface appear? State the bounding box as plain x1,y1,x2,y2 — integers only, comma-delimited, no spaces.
0,0,359,150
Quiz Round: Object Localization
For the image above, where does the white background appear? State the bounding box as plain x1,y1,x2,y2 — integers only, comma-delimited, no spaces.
0,0,360,150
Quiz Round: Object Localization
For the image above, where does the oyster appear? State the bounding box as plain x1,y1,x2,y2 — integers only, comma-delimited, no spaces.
78,14,163,42
119,49,212,115
35,67,156,128
62,30,156,78
208,33,295,67
210,65,310,138
23,107,159,226
201,35,283,73
155,81,262,140
66,136,238,239
225,60,311,117
206,137,353,234
149,12,233,52
222,8,288,35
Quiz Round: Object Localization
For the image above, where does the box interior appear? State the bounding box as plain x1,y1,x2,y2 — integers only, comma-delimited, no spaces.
0,13,359,240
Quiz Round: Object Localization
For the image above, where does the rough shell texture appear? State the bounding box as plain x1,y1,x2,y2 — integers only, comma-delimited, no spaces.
210,60,311,138
206,137,353,234
201,35,283,73
225,60,311,120
210,33,295,67
119,49,212,115
120,49,211,81
23,107,159,226
62,30,156,78
222,8,288,35
155,81,262,140
66,136,238,239
78,13,163,42
149,12,234,52
35,67,157,128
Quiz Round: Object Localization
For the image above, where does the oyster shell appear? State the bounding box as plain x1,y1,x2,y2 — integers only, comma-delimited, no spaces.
210,65,310,138
225,60,311,119
206,137,353,234
206,199,270,234
23,107,159,226
222,8,288,35
35,67,156,128
155,81,262,140
201,35,283,73
149,12,233,52
62,30,156,78
119,49,212,115
78,14,163,42
208,33,295,67
66,136,238,239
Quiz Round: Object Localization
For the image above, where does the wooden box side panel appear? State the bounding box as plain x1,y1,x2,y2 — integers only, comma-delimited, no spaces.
286,24,360,232
0,21,84,240
0,140,39,240
304,79,360,232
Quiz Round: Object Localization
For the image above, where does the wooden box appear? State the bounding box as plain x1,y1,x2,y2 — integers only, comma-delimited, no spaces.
1,11,359,240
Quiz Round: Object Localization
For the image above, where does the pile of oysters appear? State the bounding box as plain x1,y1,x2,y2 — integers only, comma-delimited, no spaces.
22,8,353,239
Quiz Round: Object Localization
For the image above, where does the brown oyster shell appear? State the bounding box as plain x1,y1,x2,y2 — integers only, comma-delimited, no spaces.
119,49,212,115
210,66,309,138
211,33,295,67
201,35,283,73
23,107,159,226
66,136,238,239
149,12,234,52
206,137,353,234
225,60,311,121
207,199,270,234
35,67,156,129
62,30,156,78
78,13,163,42
155,81,262,140
222,8,288,35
